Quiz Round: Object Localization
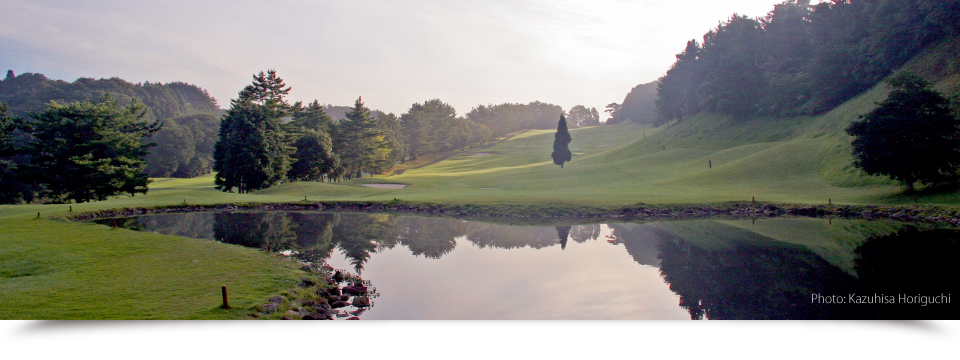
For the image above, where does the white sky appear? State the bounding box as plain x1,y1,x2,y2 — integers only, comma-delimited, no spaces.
1,0,793,115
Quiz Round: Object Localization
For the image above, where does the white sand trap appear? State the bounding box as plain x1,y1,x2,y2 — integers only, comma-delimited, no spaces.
472,152,492,156
361,184,407,189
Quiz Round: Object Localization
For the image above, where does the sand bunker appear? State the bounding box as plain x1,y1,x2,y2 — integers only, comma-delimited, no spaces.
471,152,492,156
361,184,407,189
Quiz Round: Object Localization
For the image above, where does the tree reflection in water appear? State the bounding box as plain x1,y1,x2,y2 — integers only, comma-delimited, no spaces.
103,213,958,319
123,212,601,273
656,225,960,319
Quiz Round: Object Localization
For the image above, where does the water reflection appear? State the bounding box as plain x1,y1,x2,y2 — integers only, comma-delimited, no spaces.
98,212,959,319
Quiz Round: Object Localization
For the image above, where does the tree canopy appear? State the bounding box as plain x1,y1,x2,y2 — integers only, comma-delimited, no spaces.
214,70,294,193
846,73,960,191
336,97,387,178
567,105,600,127
551,114,572,168
22,94,161,203
0,70,223,177
653,0,960,121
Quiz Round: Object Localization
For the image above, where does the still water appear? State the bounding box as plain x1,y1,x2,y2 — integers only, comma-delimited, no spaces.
99,212,960,320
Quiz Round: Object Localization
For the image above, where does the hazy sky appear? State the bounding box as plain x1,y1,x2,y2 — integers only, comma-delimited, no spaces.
1,0,791,115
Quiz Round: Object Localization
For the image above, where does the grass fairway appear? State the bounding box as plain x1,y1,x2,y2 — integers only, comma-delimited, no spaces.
3,37,959,320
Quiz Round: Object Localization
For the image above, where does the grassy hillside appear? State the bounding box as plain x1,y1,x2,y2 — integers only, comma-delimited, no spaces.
3,35,959,320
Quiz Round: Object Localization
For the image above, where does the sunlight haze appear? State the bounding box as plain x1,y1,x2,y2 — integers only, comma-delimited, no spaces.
1,0,790,114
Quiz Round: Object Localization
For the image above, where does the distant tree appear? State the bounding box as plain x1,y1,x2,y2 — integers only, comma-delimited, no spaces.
22,94,161,203
846,73,960,191
567,105,600,127
336,97,387,178
374,112,406,169
289,100,335,134
214,70,295,193
551,114,572,168
400,99,457,159
603,102,622,124
617,82,658,124
466,101,564,137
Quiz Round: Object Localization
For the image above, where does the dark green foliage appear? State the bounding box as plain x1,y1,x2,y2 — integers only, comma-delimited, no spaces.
551,114,572,168
213,70,294,193
0,71,219,120
0,70,222,178
286,101,343,181
566,105,601,127
289,100,335,134
466,101,563,137
287,128,341,182
401,99,456,159
0,103,25,203
653,0,960,120
374,112,406,171
400,99,491,160
846,73,960,191
22,95,161,203
336,97,387,178
401,99,473,159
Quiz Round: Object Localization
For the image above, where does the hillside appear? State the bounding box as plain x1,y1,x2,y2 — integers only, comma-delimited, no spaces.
259,35,960,206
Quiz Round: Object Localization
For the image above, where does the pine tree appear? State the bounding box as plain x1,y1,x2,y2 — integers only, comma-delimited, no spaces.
551,114,572,168
23,94,161,203
213,70,294,193
336,97,386,178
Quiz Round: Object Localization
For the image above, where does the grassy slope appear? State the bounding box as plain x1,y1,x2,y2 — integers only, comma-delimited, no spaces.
0,179,312,320
3,36,959,319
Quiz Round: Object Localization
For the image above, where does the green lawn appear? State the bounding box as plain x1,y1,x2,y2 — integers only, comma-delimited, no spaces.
3,36,960,319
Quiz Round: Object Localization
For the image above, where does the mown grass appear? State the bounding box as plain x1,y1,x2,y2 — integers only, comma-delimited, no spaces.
3,36,960,320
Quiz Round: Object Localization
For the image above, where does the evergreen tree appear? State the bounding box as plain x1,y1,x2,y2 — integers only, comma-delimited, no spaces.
0,103,23,203
287,128,341,182
846,73,960,191
336,97,386,178
213,70,294,193
286,100,342,181
374,112,406,170
23,94,161,203
289,100,335,133
551,114,572,168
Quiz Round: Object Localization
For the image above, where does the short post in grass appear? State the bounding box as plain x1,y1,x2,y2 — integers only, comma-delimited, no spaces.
221,285,231,309
828,198,831,205
69,205,72,212
752,196,755,203
709,160,712,169
36,212,40,219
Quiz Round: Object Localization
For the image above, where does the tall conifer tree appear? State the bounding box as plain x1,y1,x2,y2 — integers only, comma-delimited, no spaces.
214,70,294,193
551,114,572,168
337,97,386,178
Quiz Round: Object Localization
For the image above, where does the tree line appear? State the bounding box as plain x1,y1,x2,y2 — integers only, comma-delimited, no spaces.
0,70,222,178
654,0,960,125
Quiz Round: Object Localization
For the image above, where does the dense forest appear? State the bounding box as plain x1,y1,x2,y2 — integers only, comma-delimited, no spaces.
605,81,657,124
651,0,960,125
0,71,222,177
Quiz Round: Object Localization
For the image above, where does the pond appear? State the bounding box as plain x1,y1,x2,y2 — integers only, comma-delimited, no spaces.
98,212,960,320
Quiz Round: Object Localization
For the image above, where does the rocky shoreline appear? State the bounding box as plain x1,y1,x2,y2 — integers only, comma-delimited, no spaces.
252,264,376,320
63,200,960,226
